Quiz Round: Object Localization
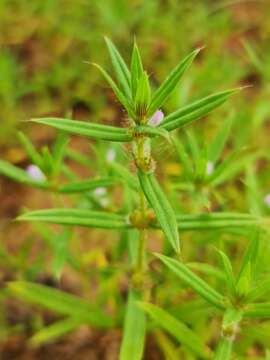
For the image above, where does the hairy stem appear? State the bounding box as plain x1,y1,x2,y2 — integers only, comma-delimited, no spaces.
134,135,150,279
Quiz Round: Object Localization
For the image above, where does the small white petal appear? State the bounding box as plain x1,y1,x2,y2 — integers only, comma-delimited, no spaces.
206,161,214,175
94,187,107,196
149,110,164,127
26,165,46,182
106,148,116,162
264,194,270,208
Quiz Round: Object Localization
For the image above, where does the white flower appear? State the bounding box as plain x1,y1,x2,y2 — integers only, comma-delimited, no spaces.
264,194,270,208
94,187,107,196
26,165,46,182
149,110,164,127
206,161,214,176
106,148,116,162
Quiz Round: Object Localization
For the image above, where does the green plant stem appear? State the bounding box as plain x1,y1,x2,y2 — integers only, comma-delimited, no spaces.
135,136,149,278
137,191,146,274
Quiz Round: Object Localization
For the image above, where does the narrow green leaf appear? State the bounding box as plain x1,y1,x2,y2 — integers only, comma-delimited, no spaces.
52,131,69,176
170,300,211,324
155,253,225,309
214,337,233,360
188,262,225,280
30,318,81,346
160,89,239,132
51,228,71,279
134,71,151,117
237,229,259,282
236,262,251,297
245,302,270,318
208,116,233,164
138,170,180,253
196,145,208,181
217,250,235,297
236,230,260,297
58,177,115,194
186,129,200,168
0,159,49,189
140,302,211,359
17,208,130,229
104,37,131,98
8,281,114,327
148,49,200,116
93,63,136,118
31,118,132,142
61,164,77,181
173,212,264,231
154,330,181,360
172,136,193,179
245,165,264,216
131,41,144,98
120,290,146,360
242,40,264,74
17,131,43,168
245,278,270,303
41,146,54,175
66,148,92,168
207,148,258,187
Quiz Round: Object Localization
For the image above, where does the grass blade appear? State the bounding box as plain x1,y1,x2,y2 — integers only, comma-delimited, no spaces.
120,290,146,360
160,89,239,132
31,118,132,142
148,49,200,116
30,318,82,346
17,131,43,168
140,302,211,359
0,159,49,189
155,253,225,309
138,170,180,253
8,281,114,327
17,209,130,229
58,177,115,194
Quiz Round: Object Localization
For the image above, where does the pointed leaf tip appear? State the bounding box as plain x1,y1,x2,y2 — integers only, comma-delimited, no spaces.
148,48,200,116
